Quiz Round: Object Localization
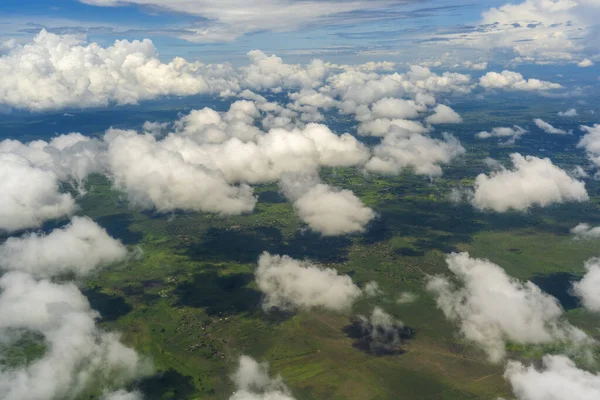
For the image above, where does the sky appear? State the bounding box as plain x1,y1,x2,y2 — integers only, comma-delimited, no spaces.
1,0,598,65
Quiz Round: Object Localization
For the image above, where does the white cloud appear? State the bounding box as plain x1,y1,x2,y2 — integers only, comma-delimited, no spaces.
102,390,143,400
533,118,570,135
0,132,106,189
366,130,465,177
0,272,151,400
104,129,257,215
0,30,210,110
558,108,578,117
230,356,295,400
577,124,600,167
472,153,588,212
571,223,600,239
397,292,418,304
0,216,129,278
427,252,590,363
0,153,75,232
363,281,382,297
577,59,594,68
280,174,375,236
480,71,562,91
572,258,600,312
424,104,462,125
369,98,423,120
255,252,362,312
505,355,600,400
476,125,527,142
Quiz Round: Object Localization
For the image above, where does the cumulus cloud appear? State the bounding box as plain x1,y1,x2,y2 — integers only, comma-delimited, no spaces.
0,216,129,278
472,153,588,212
572,258,600,312
0,30,211,110
480,71,562,91
365,129,465,177
427,252,590,362
558,108,578,117
476,125,527,142
424,104,462,124
344,307,411,355
280,173,375,236
104,129,257,215
397,292,418,304
0,133,106,187
0,153,76,232
571,223,600,239
505,355,600,400
363,281,382,297
229,355,294,400
369,98,423,120
255,252,362,312
0,272,151,400
577,59,594,68
577,124,600,167
533,118,570,135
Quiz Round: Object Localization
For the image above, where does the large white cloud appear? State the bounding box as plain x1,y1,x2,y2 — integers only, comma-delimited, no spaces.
255,252,362,312
505,355,600,400
0,153,76,232
472,153,588,212
366,129,465,177
229,356,295,400
104,129,257,214
0,30,210,110
572,258,600,312
0,272,151,400
0,216,129,278
427,252,590,363
571,223,600,239
480,71,562,91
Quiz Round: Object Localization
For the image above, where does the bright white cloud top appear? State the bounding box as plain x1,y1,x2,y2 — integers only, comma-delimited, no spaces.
472,154,588,212
255,252,362,312
533,118,570,135
572,258,600,313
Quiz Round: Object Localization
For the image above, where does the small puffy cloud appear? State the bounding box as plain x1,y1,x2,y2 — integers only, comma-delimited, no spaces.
345,307,411,355
533,118,570,135
558,108,578,117
425,104,463,124
357,118,429,137
427,253,590,363
577,124,600,167
571,223,600,239
366,130,465,177
230,356,295,400
104,129,257,215
255,252,362,312
480,71,562,91
505,355,600,400
472,153,588,212
476,125,527,141
572,258,600,312
0,272,150,400
0,216,129,278
102,391,143,400
397,292,418,304
0,153,75,232
370,98,422,120
0,30,210,111
281,175,375,236
577,59,594,68
363,281,382,297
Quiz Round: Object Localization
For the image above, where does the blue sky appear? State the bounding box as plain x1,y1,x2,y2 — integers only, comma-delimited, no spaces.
0,0,507,63
0,0,598,67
